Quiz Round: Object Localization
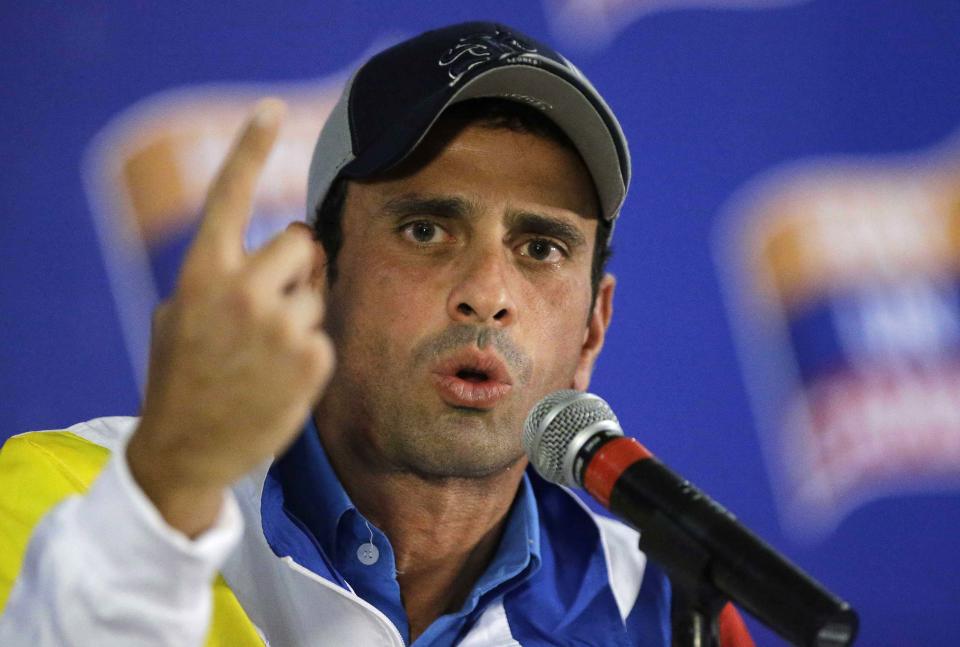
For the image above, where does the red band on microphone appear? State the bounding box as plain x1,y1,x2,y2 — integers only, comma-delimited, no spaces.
582,437,652,508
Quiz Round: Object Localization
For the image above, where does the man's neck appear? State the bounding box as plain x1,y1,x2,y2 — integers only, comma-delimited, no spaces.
316,419,526,642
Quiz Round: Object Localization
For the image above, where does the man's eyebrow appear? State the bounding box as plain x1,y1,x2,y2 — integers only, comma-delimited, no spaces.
381,194,476,219
507,211,589,248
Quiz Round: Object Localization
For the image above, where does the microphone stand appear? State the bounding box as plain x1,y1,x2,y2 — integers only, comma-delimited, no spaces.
623,501,728,647
632,506,729,647
669,575,726,647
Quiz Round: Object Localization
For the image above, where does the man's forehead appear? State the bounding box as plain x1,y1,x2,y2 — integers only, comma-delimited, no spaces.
350,119,602,225
344,185,599,247
379,191,593,237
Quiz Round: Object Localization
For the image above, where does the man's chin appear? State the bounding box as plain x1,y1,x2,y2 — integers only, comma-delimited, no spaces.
386,420,526,481
397,449,527,482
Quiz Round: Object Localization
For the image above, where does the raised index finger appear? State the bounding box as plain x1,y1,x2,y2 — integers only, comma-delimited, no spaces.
190,98,286,270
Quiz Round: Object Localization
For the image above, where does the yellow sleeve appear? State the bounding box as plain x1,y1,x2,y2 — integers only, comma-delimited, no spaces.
0,430,264,646
0,431,110,612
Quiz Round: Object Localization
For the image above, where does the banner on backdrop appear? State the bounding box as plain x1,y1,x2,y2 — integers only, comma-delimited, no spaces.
717,133,960,540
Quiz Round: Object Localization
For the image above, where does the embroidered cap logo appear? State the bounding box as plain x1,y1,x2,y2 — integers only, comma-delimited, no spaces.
439,28,539,85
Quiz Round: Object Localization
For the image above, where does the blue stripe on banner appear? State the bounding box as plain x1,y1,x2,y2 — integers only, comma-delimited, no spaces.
786,298,850,384
786,280,960,384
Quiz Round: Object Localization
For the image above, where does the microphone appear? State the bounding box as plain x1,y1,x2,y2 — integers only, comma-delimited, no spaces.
522,390,859,647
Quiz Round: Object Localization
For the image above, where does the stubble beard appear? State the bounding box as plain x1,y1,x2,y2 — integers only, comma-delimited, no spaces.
341,371,528,481
387,400,528,480
323,328,532,481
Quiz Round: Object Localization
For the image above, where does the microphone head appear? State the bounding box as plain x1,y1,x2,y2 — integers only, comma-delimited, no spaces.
522,390,622,487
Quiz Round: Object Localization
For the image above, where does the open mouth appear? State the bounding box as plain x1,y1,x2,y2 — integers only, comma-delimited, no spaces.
431,353,513,409
456,368,490,383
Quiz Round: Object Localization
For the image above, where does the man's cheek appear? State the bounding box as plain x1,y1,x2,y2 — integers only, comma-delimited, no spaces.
535,322,590,381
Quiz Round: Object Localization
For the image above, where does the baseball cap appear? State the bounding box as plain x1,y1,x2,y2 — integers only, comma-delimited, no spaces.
306,21,630,225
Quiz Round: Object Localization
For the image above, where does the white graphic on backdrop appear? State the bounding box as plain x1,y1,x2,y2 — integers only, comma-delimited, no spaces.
544,0,810,50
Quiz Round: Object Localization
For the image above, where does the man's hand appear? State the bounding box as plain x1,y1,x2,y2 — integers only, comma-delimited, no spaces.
126,99,335,537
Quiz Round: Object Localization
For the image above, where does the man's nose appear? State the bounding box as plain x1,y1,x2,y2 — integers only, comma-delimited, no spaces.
446,247,517,326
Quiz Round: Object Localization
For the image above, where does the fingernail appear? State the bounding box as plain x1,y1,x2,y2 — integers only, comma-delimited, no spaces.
253,98,286,128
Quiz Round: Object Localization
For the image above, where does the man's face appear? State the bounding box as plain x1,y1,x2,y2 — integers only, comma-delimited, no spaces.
316,117,613,479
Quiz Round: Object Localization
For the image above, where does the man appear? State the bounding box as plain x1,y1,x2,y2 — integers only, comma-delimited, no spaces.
0,22,747,646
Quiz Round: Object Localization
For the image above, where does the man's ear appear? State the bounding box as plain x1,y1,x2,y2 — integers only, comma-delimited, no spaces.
573,273,615,391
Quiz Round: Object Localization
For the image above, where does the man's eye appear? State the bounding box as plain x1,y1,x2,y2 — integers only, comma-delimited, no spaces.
401,221,448,244
521,239,565,262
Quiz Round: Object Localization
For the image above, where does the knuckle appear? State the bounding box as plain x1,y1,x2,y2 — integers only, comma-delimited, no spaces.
278,229,315,262
226,283,261,319
176,261,226,303
152,301,171,326
265,313,298,348
149,301,176,346
300,334,335,384
289,235,314,260
286,221,314,239
302,292,325,322
175,271,204,300
279,318,302,348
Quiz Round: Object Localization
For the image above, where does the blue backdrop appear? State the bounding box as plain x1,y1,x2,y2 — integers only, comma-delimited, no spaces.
3,1,959,644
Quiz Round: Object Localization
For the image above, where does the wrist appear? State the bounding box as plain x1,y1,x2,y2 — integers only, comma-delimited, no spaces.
126,431,225,538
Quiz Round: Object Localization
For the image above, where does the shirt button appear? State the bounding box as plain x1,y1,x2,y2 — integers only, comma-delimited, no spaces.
357,542,380,566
